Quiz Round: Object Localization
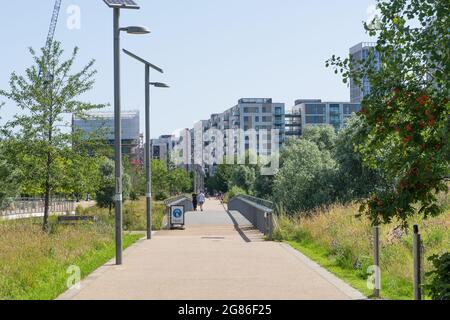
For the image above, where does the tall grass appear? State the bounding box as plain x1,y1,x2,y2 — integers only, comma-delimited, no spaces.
274,202,450,300
0,197,165,300
0,217,141,300
77,197,166,231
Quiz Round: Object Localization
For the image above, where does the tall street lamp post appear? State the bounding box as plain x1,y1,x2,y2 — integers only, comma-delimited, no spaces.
123,49,169,240
103,0,150,265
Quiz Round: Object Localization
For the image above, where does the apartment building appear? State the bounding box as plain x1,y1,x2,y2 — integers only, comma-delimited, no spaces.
286,99,361,136
350,42,381,103
177,98,285,176
151,135,176,167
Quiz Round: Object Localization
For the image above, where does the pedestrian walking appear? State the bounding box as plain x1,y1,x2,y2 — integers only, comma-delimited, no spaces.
192,193,198,211
197,191,206,212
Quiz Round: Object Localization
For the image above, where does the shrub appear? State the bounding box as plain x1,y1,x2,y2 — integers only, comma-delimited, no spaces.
75,205,87,215
123,201,145,231
425,253,450,300
224,186,246,203
155,190,169,201
228,166,256,194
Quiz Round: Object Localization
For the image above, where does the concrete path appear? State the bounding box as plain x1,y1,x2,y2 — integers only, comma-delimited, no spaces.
59,200,365,300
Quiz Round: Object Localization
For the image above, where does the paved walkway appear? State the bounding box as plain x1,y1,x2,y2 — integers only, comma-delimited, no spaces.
59,200,365,300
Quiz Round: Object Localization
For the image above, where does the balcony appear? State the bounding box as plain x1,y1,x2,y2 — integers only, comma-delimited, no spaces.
274,120,284,126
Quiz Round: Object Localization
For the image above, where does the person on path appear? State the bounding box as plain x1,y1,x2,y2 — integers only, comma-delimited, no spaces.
197,191,206,212
192,193,198,211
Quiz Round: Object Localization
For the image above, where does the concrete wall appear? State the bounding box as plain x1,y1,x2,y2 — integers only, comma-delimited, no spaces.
228,196,273,239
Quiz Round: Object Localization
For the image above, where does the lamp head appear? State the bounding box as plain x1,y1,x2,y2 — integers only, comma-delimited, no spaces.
150,82,170,88
121,26,150,35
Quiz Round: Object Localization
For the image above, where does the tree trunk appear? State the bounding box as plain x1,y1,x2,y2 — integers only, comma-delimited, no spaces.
43,151,52,232
43,105,53,232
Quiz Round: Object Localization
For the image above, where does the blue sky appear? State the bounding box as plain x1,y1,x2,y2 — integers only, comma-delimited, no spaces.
0,0,375,138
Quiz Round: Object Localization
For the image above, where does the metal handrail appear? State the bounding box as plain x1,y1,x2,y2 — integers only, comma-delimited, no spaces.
237,194,274,211
229,195,275,240
0,198,75,217
164,195,190,206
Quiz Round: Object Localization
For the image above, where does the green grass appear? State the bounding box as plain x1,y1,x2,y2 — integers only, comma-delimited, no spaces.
274,202,449,300
0,216,143,300
286,240,412,300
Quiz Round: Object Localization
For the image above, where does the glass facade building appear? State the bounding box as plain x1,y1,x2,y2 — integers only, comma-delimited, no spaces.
72,110,140,158
349,42,381,103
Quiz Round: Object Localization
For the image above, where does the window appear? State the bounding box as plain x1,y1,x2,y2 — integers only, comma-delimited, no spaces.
262,106,271,113
329,104,340,115
305,116,325,124
244,107,258,113
305,104,326,115
274,107,283,115
330,115,340,124
344,104,361,114
152,146,160,157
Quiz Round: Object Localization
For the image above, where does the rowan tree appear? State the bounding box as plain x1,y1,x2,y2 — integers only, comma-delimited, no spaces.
327,0,449,225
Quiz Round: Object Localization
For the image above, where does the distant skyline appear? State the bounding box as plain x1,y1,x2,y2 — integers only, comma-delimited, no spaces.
0,0,376,138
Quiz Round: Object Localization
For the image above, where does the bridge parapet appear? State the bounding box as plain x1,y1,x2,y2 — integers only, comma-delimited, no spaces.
164,195,192,208
228,196,274,240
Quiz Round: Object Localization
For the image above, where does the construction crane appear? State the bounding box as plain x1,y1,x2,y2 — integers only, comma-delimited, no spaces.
41,0,63,82
46,0,63,50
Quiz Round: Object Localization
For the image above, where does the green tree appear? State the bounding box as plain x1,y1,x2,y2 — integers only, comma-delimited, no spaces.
0,42,105,230
64,132,110,201
123,157,146,200
327,0,449,225
228,165,256,194
95,158,131,214
169,168,192,195
152,159,170,200
224,185,247,203
425,253,450,300
333,115,386,203
302,125,337,152
95,158,115,213
254,170,274,200
273,139,337,214
0,151,21,209
208,164,233,193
